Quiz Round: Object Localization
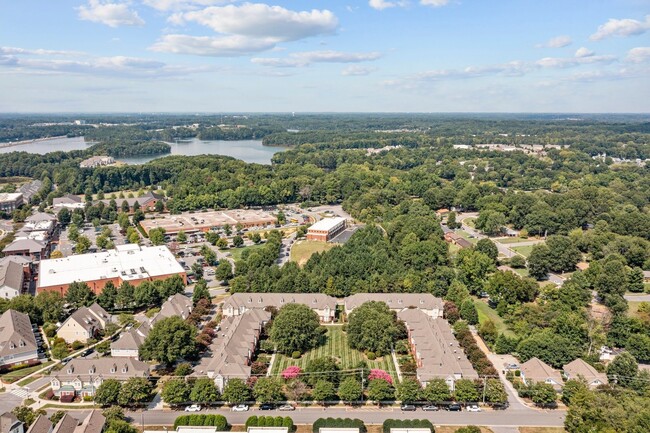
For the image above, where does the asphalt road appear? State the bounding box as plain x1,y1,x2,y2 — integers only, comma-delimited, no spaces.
625,293,650,302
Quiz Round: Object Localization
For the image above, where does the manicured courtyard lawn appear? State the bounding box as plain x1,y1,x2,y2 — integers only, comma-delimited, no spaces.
474,299,515,338
512,245,534,257
270,325,397,379
1,361,54,384
290,240,335,266
228,243,266,261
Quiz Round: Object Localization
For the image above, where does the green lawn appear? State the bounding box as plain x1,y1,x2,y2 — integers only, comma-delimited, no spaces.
270,325,397,379
456,230,479,244
464,218,476,228
474,299,515,338
1,361,54,384
496,237,537,244
290,240,335,266
512,245,534,257
229,243,266,261
514,268,529,278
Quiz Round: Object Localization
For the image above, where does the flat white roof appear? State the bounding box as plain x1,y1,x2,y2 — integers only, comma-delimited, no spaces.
38,245,184,288
308,217,346,232
0,193,22,202
319,429,360,433
390,429,432,433
247,428,288,433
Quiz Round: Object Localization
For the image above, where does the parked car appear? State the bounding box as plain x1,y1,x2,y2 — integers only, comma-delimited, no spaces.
422,405,439,411
80,349,93,357
491,402,509,410
259,403,275,410
278,404,295,411
400,404,417,411
466,405,481,412
185,405,201,412
232,405,249,412
447,403,462,411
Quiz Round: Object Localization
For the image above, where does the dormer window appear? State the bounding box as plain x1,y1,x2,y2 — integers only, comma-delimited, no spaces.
89,365,96,374
9,342,15,349
67,367,73,374
110,364,116,373
122,365,128,373
19,340,25,347
398,299,403,304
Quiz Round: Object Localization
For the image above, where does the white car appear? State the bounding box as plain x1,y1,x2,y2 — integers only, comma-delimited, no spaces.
184,405,201,412
232,404,249,412
466,405,481,412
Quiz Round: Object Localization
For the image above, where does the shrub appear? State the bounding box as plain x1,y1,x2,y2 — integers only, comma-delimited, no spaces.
291,351,301,359
282,366,301,380
173,415,227,430
313,418,366,433
245,416,258,428
282,417,294,431
368,369,392,384
455,427,480,433
382,419,435,433
71,341,85,350
174,363,193,377
366,351,376,360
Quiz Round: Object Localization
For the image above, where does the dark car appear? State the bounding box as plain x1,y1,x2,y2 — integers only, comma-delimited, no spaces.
491,402,509,410
81,349,93,357
259,403,275,410
400,404,417,411
447,403,462,411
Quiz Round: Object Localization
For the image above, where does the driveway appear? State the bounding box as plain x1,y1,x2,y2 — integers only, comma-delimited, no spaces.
625,293,650,302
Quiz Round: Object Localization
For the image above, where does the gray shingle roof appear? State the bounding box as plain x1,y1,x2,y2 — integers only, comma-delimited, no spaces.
0,257,27,293
53,358,149,382
345,293,443,312
520,357,563,387
563,358,608,385
0,309,37,359
223,293,337,312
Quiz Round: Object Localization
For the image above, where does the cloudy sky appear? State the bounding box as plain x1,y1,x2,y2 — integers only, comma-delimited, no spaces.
1,0,649,112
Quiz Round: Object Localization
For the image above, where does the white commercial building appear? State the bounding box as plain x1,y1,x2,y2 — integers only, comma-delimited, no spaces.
306,217,346,241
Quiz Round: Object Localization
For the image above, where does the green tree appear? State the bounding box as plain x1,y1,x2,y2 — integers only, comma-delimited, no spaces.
347,301,402,356
304,357,340,386
65,281,95,308
97,281,118,310
149,228,166,246
446,211,459,229
396,378,421,403
628,267,645,293
338,377,362,404
546,236,581,273
530,382,556,406
177,230,187,243
456,249,494,294
102,406,125,424
561,379,588,405
34,291,64,323
476,210,506,236
453,379,479,402
478,320,498,346
192,279,210,305
445,280,470,305
49,411,65,425
216,238,228,249
423,378,451,403
75,235,92,254
475,238,498,263
223,224,232,236
95,379,122,406
270,304,322,355
367,379,395,403
191,262,204,279
485,270,538,307
607,352,638,388
485,378,507,403
626,334,650,363
117,377,152,406
190,378,220,404
139,316,198,367
232,235,244,248
528,244,550,280
222,378,252,404
215,261,233,281
311,380,337,404
516,330,582,368
162,379,191,406
57,208,71,225
174,363,193,377
459,299,479,325
68,224,80,242
510,255,526,268
12,406,46,427
253,378,285,403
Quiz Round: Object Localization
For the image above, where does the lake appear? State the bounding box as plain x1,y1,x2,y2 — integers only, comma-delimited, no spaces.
0,136,286,165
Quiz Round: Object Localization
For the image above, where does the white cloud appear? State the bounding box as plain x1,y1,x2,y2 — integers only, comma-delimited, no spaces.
626,47,650,63
369,0,397,10
420,0,450,7
342,65,377,76
590,15,650,41
252,50,382,67
173,3,338,42
150,34,276,56
574,47,594,58
536,35,572,48
77,0,145,27
0,45,211,78
142,0,234,12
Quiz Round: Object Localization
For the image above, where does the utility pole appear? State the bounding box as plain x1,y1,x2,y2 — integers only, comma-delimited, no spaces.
360,369,364,405
482,377,487,404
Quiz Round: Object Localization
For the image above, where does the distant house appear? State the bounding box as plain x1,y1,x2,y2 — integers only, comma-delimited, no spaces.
28,411,105,433
101,191,163,213
344,293,444,318
53,194,84,210
563,358,608,389
520,357,563,391
576,262,590,272
0,412,24,433
0,309,39,370
0,256,30,300
444,232,473,249
222,293,337,323
56,303,111,344
502,227,519,237
2,238,48,261
111,293,192,358
79,156,115,169
18,180,43,205
435,208,450,218
0,193,23,212
51,358,149,398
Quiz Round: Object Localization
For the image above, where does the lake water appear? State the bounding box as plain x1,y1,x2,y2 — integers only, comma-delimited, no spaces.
118,138,285,165
0,136,90,154
0,136,286,165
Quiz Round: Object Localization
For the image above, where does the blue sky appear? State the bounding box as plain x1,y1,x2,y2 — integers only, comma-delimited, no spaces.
1,0,649,112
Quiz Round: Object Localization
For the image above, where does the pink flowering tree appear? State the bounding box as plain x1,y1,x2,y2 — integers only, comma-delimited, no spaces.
282,366,302,380
368,369,393,384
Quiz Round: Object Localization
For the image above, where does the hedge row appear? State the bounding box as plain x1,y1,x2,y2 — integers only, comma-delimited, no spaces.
173,415,228,430
382,419,434,433
455,327,498,376
312,418,366,433
245,416,293,430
